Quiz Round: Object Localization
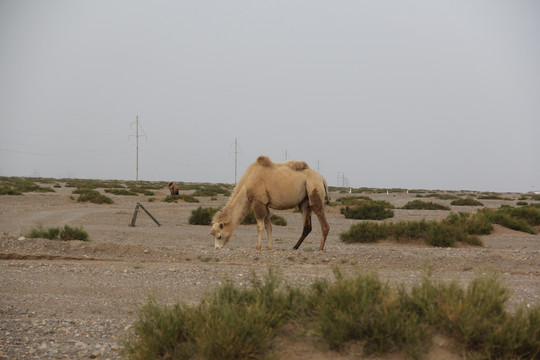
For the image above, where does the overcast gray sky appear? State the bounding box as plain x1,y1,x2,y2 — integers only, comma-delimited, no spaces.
1,1,539,192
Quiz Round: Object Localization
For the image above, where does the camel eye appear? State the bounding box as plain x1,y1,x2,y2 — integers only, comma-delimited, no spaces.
218,235,222,240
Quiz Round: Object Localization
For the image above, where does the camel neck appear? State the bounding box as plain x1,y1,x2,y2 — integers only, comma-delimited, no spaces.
224,186,251,226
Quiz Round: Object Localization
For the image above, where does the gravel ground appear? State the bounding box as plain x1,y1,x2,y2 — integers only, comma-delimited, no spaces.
1,186,539,359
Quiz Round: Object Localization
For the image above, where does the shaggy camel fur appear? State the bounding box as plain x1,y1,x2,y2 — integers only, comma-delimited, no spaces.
211,155,330,250
168,182,179,195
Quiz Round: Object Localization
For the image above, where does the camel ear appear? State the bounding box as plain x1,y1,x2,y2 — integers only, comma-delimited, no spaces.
219,223,224,229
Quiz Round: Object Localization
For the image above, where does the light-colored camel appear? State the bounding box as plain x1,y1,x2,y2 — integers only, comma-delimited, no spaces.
168,182,179,195
210,155,330,250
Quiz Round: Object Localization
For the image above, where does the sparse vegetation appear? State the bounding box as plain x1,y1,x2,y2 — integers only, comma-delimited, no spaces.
76,190,113,204
189,206,218,225
340,212,488,247
0,176,55,195
25,224,90,241
481,206,540,234
402,200,450,210
241,210,288,226
451,198,484,206
122,269,540,360
192,185,231,197
105,188,138,196
164,194,199,203
340,199,394,220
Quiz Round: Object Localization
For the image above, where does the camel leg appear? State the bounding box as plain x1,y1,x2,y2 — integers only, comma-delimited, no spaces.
293,198,312,250
264,214,273,250
307,188,330,251
252,201,269,250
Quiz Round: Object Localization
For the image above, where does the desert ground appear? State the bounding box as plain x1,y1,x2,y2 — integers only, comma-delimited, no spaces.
1,183,539,359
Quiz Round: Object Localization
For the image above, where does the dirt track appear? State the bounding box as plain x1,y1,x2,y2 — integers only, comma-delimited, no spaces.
1,185,539,359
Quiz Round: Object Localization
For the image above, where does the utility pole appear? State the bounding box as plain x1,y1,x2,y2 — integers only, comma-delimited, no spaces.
129,116,147,182
136,116,139,182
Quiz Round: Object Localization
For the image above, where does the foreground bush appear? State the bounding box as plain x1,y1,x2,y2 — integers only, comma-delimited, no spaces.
122,269,540,360
189,206,218,225
25,224,90,241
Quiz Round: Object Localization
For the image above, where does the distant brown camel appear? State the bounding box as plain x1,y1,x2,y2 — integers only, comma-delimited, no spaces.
168,182,179,195
210,155,330,250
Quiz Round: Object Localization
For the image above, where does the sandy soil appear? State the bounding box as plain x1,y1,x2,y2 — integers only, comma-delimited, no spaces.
1,185,539,359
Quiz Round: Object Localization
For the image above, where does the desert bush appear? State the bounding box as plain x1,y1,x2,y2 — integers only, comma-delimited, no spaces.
123,269,540,360
77,190,113,204
341,200,394,220
164,194,199,203
332,195,372,206
0,177,55,195
309,269,429,356
189,206,218,225
105,188,137,196
339,222,390,243
442,212,493,235
25,224,90,241
241,210,288,226
340,212,486,247
192,185,231,197
402,200,450,210
128,187,155,196
481,207,538,234
121,300,196,360
451,198,484,206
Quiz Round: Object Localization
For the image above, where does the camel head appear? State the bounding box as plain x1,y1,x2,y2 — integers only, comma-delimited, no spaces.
210,221,233,249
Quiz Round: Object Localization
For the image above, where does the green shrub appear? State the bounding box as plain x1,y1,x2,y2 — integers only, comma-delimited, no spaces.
241,210,287,226
164,194,199,203
0,187,22,195
341,200,394,220
189,206,218,225
192,185,231,197
481,208,538,234
339,222,389,243
0,177,55,195
123,269,540,360
310,269,429,356
451,198,484,206
332,195,372,206
77,190,113,204
105,188,137,196
339,212,487,247
25,224,90,241
443,212,493,235
121,300,195,360
402,200,450,210
128,187,155,196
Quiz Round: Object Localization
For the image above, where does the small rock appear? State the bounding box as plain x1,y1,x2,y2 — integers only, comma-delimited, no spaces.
17,236,26,241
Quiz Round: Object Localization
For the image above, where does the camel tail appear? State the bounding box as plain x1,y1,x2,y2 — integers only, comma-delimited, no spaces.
323,178,330,205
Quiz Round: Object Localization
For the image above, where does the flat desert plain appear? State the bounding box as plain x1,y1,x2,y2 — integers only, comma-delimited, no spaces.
1,183,539,359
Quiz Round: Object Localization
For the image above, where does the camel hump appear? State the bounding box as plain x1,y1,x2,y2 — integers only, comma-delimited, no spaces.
289,161,309,171
256,155,273,167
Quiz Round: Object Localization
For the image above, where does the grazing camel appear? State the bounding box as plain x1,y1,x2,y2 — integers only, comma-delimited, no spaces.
210,155,330,250
168,182,179,195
